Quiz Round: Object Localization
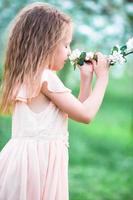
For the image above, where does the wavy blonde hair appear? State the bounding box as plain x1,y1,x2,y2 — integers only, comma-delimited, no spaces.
0,2,72,115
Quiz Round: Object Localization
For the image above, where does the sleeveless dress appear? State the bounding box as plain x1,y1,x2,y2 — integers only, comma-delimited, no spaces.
0,69,72,200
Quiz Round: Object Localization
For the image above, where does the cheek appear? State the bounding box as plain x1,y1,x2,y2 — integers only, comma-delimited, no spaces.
57,48,67,59
53,45,68,67
62,48,68,57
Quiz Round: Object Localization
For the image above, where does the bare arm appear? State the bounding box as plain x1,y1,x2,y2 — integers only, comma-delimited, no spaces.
83,77,108,120
78,71,93,102
41,76,108,124
41,52,109,124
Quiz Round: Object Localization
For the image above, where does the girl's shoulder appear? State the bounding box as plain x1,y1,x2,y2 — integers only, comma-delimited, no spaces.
41,69,71,93
15,69,71,103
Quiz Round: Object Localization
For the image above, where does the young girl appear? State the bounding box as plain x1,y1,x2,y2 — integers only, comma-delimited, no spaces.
0,2,110,200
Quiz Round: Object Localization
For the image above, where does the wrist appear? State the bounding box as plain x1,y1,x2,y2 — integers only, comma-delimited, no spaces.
80,71,93,80
97,76,109,85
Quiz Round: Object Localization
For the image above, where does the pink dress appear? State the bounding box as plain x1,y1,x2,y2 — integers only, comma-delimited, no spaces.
0,69,71,200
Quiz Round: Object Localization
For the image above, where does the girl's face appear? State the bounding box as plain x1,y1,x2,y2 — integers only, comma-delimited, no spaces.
51,26,73,71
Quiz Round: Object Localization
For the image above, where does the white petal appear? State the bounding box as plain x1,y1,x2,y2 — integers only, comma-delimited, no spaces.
126,37,133,51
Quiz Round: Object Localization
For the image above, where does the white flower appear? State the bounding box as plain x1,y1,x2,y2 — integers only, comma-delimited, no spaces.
109,51,125,64
115,45,121,52
85,52,94,61
69,49,81,61
69,36,133,69
126,37,133,52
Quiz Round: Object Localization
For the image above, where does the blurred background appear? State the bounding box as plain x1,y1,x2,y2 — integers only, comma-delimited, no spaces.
0,0,133,199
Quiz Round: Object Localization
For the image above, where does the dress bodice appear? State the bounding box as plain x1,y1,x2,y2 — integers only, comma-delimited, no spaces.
11,69,72,147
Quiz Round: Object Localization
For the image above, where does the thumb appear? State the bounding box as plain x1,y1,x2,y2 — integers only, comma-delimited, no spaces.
91,60,97,69
88,63,94,72
85,61,94,72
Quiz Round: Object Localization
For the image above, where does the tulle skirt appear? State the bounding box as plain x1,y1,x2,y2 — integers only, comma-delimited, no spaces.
0,137,69,200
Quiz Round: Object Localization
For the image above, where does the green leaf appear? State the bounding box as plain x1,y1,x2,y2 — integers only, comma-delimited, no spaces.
111,46,119,54
79,52,86,60
120,45,127,51
76,52,86,66
77,59,84,65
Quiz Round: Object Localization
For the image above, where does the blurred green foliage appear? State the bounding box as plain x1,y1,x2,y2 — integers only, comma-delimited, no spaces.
0,0,133,199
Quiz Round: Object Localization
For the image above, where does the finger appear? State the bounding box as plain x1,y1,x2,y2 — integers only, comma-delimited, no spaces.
97,53,109,65
95,52,103,56
94,52,104,63
106,57,111,66
91,59,96,65
88,64,94,72
91,59,97,68
95,52,103,58
96,52,105,59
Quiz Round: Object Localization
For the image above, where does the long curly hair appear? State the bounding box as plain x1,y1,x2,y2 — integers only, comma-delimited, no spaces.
0,2,72,115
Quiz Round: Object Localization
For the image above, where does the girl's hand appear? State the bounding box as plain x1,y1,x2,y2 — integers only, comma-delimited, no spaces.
78,61,94,78
91,52,110,79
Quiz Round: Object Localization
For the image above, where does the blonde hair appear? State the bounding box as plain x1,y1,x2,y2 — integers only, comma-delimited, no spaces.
0,2,72,115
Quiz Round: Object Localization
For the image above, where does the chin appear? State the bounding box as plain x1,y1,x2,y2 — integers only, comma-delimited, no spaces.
54,64,64,71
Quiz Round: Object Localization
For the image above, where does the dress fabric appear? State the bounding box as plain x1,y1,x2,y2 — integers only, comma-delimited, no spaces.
0,69,71,200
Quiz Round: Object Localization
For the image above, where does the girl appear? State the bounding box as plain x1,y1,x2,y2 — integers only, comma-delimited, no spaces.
0,2,110,200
